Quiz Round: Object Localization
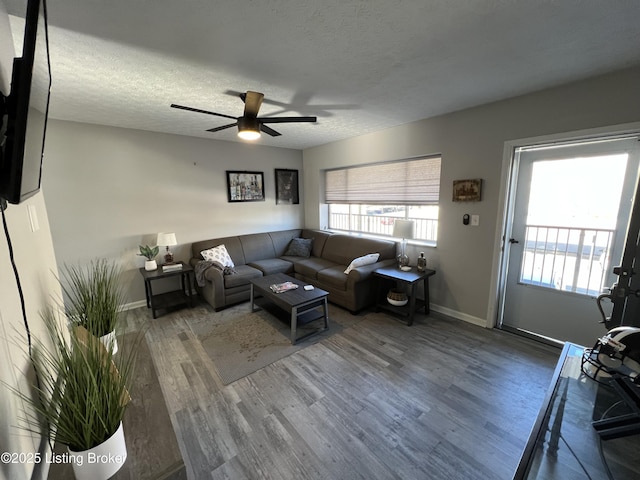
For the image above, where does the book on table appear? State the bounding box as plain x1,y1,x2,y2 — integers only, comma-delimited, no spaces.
162,263,183,272
270,281,299,293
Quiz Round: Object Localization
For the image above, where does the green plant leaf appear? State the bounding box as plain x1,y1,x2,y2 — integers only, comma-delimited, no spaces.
61,259,125,337
4,308,145,451
137,245,159,260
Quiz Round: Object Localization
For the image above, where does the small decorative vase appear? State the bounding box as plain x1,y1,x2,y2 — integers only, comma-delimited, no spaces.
397,238,410,269
396,253,410,269
145,259,157,271
100,330,118,354
69,421,127,480
417,252,427,272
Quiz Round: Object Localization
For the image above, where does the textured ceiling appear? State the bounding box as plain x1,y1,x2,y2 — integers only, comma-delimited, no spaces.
5,0,640,150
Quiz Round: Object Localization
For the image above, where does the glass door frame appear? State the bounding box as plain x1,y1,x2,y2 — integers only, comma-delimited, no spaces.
489,123,640,335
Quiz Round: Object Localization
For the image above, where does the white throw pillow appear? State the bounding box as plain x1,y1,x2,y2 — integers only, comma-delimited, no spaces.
344,253,380,274
201,244,235,268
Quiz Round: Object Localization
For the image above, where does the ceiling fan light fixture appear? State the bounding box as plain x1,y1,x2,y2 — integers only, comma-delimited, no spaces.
237,117,261,141
238,130,261,141
172,91,314,140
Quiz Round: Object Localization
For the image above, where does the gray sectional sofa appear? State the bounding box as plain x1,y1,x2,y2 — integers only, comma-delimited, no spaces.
190,228,397,313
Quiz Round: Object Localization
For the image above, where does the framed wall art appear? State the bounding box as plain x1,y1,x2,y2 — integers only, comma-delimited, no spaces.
226,171,265,202
452,178,482,202
275,169,299,204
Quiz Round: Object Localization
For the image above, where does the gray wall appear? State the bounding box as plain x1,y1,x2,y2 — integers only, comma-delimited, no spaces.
303,67,640,326
0,1,62,478
43,120,304,306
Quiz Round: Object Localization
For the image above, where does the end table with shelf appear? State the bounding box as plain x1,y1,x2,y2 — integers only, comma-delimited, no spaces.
373,265,436,325
139,262,195,318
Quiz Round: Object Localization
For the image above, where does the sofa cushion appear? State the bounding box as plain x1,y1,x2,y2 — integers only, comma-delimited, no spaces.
201,244,235,267
248,258,293,276
284,237,313,257
344,253,380,274
294,257,339,279
322,234,395,265
317,266,348,290
224,265,262,288
193,236,246,265
269,229,303,256
301,229,332,257
279,255,309,267
240,233,276,264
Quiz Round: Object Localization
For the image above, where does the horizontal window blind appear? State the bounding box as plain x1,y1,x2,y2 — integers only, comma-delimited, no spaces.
325,156,441,205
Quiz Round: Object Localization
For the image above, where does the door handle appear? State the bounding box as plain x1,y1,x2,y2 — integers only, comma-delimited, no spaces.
509,238,519,244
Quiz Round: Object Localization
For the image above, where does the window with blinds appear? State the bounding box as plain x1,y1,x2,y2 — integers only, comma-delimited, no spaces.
325,156,441,242
325,156,441,205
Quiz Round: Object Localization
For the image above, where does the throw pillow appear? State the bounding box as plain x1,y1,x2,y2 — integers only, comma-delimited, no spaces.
284,237,313,257
201,244,235,268
344,253,380,274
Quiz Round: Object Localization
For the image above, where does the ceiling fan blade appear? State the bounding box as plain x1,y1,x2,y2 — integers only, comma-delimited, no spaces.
225,89,244,100
259,116,317,124
206,123,237,133
171,103,237,121
243,91,264,117
260,124,281,137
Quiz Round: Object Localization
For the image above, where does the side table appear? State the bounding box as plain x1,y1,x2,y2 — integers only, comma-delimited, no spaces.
373,266,436,325
139,262,195,319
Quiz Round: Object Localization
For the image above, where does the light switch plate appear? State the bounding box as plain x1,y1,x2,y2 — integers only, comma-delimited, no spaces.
471,214,480,226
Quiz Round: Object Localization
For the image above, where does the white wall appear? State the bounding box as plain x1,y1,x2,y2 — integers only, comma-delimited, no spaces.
303,67,640,326
42,121,303,306
0,1,62,478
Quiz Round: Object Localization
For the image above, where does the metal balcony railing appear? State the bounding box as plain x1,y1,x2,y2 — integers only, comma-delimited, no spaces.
519,225,615,296
328,213,438,242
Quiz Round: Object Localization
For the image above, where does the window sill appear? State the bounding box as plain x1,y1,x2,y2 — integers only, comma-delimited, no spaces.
328,229,437,248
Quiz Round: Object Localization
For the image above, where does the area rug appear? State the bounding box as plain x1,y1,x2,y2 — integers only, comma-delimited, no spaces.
187,302,365,385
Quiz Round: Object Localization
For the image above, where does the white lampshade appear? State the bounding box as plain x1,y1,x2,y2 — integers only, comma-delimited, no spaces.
157,232,177,247
392,220,415,240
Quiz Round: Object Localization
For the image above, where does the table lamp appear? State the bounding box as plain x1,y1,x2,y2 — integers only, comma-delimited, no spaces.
393,220,415,271
157,232,177,264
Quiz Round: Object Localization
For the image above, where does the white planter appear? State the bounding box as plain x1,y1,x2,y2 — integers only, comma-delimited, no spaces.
144,259,157,271
99,330,118,354
69,421,127,480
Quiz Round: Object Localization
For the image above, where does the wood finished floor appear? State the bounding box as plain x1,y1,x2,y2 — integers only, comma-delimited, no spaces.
125,300,559,480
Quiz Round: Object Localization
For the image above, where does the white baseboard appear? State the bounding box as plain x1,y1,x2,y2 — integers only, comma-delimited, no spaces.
430,303,488,328
122,288,198,312
122,300,147,311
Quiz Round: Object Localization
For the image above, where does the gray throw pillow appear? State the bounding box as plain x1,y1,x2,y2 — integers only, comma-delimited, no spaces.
284,237,313,257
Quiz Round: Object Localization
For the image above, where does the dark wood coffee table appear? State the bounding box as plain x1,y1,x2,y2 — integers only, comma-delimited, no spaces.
250,273,329,344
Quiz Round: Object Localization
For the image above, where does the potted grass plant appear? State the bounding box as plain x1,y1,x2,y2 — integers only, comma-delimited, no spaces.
138,245,159,271
61,259,125,354
10,308,138,479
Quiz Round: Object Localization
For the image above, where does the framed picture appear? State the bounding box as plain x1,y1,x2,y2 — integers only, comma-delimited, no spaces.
226,171,265,202
452,178,482,202
275,169,299,204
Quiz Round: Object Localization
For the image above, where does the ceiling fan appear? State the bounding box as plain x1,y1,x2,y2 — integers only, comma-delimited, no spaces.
171,91,317,140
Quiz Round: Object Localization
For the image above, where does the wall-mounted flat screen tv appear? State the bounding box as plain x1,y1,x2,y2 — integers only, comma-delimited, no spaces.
0,0,51,205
